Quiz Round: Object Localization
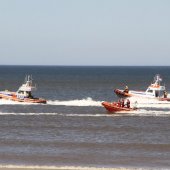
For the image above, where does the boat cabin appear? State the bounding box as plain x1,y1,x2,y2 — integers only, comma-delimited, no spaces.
145,75,165,98
16,75,36,99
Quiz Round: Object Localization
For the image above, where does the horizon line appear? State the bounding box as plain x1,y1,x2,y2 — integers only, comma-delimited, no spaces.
0,64,170,67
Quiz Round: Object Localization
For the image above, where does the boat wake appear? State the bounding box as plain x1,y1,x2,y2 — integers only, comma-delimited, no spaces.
1,108,170,117
0,97,102,106
1,96,170,117
132,109,170,117
104,109,170,117
47,97,102,106
0,110,170,117
129,96,170,108
47,97,168,108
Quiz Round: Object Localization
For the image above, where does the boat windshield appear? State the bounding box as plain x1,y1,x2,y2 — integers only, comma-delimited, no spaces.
17,90,33,98
18,90,24,94
147,89,153,93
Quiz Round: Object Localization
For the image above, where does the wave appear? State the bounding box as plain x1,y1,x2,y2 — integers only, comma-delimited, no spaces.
0,109,170,117
0,164,135,170
127,109,170,117
0,97,102,106
0,112,108,117
1,96,170,109
47,97,102,106
129,96,170,104
47,97,170,108
126,96,170,109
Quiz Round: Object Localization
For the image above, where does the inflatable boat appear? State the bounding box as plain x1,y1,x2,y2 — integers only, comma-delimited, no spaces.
102,100,136,113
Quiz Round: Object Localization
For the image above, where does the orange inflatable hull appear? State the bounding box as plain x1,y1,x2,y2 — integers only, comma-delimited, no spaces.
102,101,135,113
114,89,132,98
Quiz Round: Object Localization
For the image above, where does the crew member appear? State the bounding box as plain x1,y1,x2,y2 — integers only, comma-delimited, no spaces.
121,99,125,107
117,99,121,107
164,90,168,98
126,99,130,108
124,86,129,93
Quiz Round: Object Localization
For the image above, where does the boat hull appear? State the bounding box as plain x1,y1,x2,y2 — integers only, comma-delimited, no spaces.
114,89,169,100
158,97,170,102
114,89,132,98
102,101,135,113
0,92,46,104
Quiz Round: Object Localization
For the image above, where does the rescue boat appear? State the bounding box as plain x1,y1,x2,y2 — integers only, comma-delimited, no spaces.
114,74,169,101
102,100,137,113
0,75,46,104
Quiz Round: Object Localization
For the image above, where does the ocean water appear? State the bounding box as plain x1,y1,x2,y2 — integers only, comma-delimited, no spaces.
0,66,170,169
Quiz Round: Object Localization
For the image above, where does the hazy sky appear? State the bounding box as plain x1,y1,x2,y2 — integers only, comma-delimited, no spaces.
0,0,170,66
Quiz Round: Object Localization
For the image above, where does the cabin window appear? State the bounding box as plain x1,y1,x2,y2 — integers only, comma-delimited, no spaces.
147,90,153,93
18,90,24,94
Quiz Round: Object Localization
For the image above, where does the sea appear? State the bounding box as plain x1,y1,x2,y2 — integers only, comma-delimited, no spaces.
0,66,170,169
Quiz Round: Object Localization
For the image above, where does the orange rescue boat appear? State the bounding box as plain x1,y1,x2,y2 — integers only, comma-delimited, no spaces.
0,75,46,104
102,100,137,113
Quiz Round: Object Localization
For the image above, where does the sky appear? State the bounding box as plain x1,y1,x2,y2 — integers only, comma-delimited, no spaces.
0,0,170,66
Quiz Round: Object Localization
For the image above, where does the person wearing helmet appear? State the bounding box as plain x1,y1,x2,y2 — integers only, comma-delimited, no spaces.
163,90,168,98
124,86,129,93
